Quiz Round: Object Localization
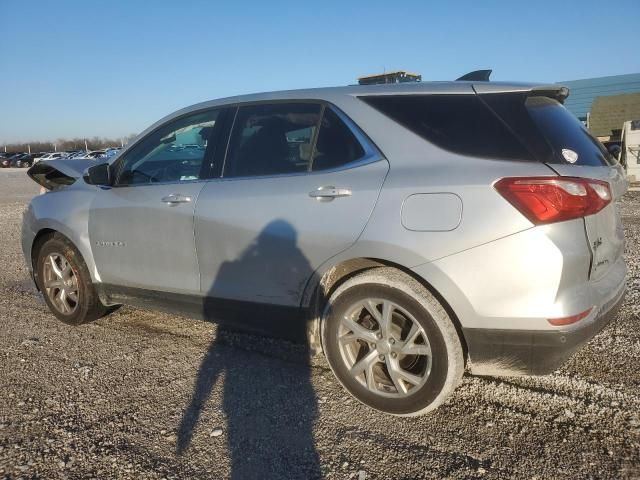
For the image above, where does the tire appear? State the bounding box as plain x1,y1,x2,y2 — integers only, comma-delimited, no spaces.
35,233,114,325
321,267,464,416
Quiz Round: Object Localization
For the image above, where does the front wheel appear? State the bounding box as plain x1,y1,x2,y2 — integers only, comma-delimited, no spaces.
36,234,116,325
322,268,464,416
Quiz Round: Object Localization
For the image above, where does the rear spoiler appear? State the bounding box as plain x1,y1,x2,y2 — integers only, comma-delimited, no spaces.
473,83,570,104
456,70,570,103
529,85,570,103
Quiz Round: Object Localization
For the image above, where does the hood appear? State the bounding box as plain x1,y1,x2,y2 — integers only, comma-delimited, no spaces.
27,159,99,190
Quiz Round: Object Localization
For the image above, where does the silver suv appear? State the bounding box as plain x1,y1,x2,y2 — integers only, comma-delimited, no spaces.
22,81,627,415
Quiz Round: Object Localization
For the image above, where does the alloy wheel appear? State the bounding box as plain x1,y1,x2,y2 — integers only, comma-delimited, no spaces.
337,298,432,398
43,253,79,314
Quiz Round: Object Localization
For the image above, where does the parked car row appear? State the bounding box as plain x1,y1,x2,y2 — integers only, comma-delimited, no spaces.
0,152,42,168
0,148,122,168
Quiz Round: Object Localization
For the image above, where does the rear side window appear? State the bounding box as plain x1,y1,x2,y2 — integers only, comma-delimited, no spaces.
224,103,322,178
524,96,613,166
312,108,365,171
360,94,534,161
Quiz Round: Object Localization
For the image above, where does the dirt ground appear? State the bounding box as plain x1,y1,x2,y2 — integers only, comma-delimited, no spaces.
0,169,638,479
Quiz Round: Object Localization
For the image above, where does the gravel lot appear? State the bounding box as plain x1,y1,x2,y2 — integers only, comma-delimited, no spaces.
0,169,638,479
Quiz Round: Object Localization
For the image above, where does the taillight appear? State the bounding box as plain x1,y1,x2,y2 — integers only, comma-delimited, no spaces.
494,176,611,225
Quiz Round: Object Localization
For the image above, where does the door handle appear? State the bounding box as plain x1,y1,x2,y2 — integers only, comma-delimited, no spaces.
161,193,192,205
309,186,352,201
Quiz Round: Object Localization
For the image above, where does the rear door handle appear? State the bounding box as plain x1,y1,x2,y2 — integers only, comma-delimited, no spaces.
161,193,192,205
309,186,352,201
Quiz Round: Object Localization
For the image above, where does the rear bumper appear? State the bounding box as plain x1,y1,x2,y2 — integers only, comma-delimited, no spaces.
463,284,626,376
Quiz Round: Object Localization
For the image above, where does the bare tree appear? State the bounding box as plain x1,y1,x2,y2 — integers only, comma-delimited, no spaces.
2,135,138,153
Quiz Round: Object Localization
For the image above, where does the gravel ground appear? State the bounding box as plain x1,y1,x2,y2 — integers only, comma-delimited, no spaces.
0,170,638,479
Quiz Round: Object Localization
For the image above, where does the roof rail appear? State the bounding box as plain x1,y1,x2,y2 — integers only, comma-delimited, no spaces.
456,69,492,81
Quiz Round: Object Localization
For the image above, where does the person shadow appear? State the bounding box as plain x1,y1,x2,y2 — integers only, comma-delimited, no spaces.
176,220,322,479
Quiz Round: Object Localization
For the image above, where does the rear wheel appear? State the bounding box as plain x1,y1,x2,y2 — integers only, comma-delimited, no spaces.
36,234,115,325
322,268,464,416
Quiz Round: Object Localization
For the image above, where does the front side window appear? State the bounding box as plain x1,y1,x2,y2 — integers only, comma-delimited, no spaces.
116,109,220,185
224,103,322,177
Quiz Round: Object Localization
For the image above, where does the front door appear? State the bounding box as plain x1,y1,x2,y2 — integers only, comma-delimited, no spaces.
89,108,225,294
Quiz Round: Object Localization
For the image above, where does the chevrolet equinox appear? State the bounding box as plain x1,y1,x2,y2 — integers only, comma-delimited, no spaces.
23,80,627,415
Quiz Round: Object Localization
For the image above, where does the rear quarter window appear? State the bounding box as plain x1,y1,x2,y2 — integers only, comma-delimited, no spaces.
312,108,365,171
359,94,534,161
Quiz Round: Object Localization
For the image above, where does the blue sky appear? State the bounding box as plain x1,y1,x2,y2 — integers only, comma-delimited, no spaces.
1,0,639,143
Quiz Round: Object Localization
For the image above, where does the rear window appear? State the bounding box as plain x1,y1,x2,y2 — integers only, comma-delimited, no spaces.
225,103,322,177
360,94,534,161
523,96,613,166
479,93,615,166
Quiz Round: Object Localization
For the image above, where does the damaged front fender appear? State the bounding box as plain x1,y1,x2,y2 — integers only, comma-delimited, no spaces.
27,159,98,191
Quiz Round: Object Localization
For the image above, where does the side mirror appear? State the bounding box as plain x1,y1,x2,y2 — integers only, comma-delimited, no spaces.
83,162,112,186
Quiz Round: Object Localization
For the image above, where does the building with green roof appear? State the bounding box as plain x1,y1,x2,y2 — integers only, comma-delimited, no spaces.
559,73,640,124
589,92,640,141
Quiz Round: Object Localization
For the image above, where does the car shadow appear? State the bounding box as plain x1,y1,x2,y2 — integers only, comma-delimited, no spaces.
176,219,322,479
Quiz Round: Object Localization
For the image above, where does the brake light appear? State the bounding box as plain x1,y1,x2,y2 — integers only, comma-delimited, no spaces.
494,177,611,225
547,307,594,326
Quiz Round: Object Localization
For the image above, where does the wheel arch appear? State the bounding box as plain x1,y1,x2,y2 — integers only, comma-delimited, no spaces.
303,257,468,362
30,228,58,289
30,228,99,290
30,228,115,324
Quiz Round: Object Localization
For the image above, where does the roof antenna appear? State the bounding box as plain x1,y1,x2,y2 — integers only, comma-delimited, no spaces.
456,69,492,81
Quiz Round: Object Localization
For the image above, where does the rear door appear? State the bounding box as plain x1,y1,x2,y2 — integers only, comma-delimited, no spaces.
194,102,388,312
523,96,627,280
